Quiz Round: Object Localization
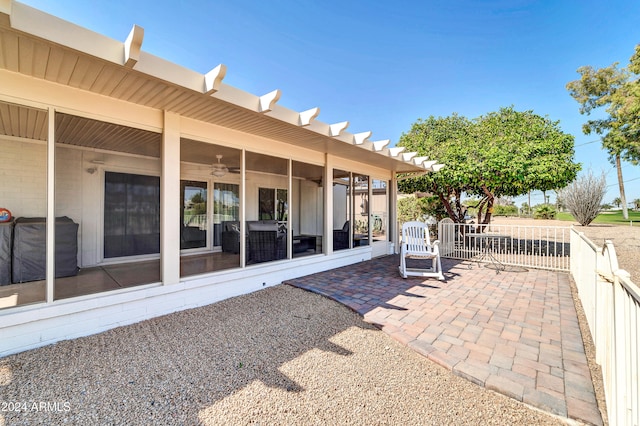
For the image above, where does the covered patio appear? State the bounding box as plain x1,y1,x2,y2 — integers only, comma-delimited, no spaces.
287,256,604,425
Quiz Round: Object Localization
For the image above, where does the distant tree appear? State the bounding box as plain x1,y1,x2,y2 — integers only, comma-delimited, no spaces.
397,108,580,224
601,203,613,211
533,204,556,220
557,170,607,226
634,198,640,210
567,43,640,220
612,197,622,208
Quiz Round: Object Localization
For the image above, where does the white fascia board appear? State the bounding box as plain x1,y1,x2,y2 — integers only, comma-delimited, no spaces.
332,130,356,145
212,83,261,111
305,119,331,136
264,103,300,125
135,51,206,93
9,2,123,64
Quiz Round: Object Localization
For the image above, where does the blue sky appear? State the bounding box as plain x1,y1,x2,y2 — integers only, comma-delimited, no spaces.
22,0,640,206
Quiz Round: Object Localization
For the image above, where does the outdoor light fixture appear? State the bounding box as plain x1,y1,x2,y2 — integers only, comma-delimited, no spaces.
211,155,229,177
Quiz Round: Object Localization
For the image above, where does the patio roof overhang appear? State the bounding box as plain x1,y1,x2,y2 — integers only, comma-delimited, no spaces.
0,1,443,174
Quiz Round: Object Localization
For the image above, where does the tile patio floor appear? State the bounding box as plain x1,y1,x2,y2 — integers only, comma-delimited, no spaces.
286,255,603,425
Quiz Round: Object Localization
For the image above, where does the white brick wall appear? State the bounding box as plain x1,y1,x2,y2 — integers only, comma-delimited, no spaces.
0,138,47,217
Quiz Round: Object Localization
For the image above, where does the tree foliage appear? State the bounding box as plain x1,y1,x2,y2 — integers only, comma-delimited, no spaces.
397,107,580,224
566,59,640,165
566,44,640,221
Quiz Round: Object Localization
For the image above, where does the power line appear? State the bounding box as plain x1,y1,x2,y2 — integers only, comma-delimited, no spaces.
575,139,601,147
607,176,640,188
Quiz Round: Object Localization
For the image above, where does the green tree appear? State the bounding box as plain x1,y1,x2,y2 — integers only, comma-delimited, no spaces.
397,196,425,223
566,44,640,220
397,108,580,224
396,114,475,223
612,197,622,208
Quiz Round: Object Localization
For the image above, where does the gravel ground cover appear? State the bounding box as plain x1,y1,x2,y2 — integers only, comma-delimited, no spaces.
0,285,562,425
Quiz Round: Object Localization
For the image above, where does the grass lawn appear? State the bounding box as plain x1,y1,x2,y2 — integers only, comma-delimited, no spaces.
556,210,640,224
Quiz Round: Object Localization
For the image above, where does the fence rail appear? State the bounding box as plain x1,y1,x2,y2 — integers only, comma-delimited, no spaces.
438,221,571,271
571,230,639,426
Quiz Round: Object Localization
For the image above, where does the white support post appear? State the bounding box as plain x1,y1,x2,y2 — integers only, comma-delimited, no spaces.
390,173,399,254
324,154,333,254
46,106,55,303
287,158,292,258
239,149,246,267
161,111,180,285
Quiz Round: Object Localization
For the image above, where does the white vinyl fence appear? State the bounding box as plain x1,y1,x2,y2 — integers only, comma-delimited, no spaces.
571,230,639,426
438,220,571,271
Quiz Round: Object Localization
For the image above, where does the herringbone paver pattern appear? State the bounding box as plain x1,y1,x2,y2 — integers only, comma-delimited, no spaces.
286,255,603,425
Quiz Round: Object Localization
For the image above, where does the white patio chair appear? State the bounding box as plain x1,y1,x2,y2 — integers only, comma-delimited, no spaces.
399,221,445,280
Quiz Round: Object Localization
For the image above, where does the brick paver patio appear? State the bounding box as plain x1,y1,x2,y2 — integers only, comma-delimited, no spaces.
286,255,603,425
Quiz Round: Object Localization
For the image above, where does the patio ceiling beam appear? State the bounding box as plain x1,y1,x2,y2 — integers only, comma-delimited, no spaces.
402,152,417,161
259,89,281,113
204,64,227,95
329,121,349,136
353,131,371,145
413,156,429,168
388,146,405,157
298,107,320,126
371,139,390,152
123,25,144,68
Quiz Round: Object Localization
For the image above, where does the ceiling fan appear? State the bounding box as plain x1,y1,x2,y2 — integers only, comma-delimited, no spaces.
211,155,240,177
211,155,228,177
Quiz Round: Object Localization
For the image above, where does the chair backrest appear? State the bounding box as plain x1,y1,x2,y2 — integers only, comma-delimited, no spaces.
401,221,432,251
